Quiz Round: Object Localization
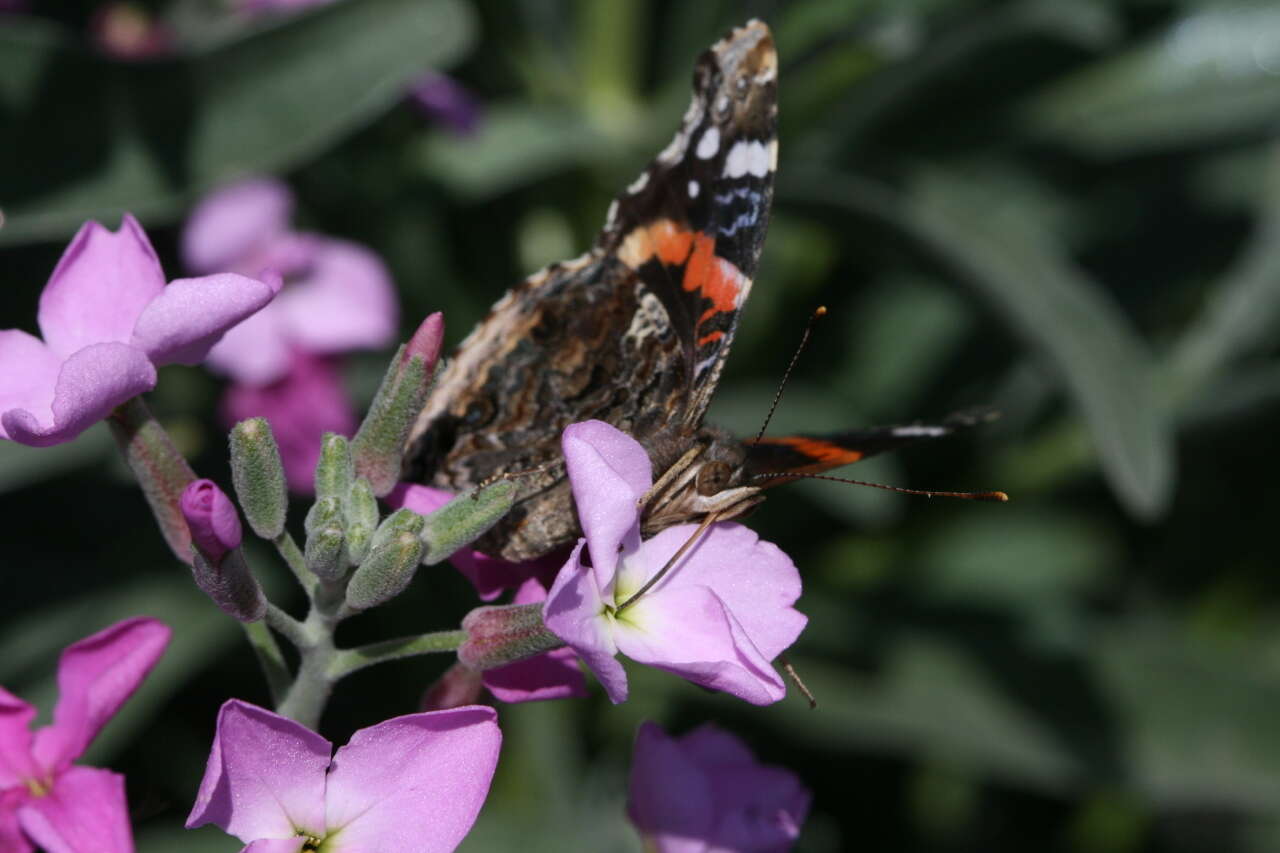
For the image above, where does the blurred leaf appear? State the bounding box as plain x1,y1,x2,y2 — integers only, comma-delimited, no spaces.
138,824,240,853
1027,5,1280,155
414,103,603,200
0,0,476,244
1173,147,1280,400
0,424,112,494
783,169,1175,519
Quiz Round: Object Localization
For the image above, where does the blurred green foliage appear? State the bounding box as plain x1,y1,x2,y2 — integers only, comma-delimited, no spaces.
3,0,1280,851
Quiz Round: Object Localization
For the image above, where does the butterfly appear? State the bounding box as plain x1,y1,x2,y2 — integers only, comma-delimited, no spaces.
404,20,986,562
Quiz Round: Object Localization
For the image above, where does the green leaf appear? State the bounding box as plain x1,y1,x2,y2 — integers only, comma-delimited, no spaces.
783,169,1175,519
1026,6,1280,155
0,0,476,244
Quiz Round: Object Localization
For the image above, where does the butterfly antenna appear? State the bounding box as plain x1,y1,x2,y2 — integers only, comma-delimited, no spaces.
778,653,817,709
753,306,827,444
753,472,1008,502
616,511,720,612
474,459,564,495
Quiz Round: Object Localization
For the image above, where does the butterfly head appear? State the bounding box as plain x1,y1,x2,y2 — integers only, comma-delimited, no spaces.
640,431,763,535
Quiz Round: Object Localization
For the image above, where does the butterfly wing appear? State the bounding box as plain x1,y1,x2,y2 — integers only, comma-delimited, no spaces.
745,409,997,484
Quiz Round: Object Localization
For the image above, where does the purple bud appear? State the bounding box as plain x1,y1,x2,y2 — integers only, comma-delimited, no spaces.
181,479,243,563
458,602,562,671
403,312,444,378
419,663,486,711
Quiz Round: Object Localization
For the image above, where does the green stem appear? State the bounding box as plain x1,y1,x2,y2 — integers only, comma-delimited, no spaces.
273,531,313,594
264,602,311,650
328,630,468,680
107,396,196,562
242,620,291,705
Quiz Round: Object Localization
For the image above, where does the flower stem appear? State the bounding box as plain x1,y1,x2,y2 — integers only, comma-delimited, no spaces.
242,620,291,705
328,630,469,680
107,396,196,562
272,531,314,594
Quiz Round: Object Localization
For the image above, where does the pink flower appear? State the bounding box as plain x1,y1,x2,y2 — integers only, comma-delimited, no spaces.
181,479,243,563
0,618,171,853
222,351,357,491
410,73,481,135
0,215,276,447
184,178,398,386
628,722,811,853
187,700,501,852
92,2,171,59
543,421,806,705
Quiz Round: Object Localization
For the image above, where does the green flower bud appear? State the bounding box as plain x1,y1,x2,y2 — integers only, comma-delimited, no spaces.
344,478,379,532
305,526,347,582
313,433,354,503
420,481,516,565
305,496,343,538
371,507,425,551
457,603,561,671
350,346,430,497
229,418,287,539
345,522,373,566
190,546,267,623
345,531,425,610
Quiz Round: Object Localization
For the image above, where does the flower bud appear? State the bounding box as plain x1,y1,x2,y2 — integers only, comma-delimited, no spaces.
344,478,378,531
345,522,373,567
305,496,342,538
403,312,444,378
229,417,287,539
420,481,516,565
191,547,266,622
313,433,354,503
305,526,347,582
345,531,425,610
419,662,485,711
458,602,562,671
371,507,425,551
181,479,242,564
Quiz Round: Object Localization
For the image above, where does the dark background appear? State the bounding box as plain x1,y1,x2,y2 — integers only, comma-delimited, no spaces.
2,0,1279,850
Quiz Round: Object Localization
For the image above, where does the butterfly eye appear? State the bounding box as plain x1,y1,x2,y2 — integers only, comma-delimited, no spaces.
695,461,733,496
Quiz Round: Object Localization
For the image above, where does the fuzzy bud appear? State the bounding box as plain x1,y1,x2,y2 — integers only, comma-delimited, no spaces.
305,526,347,582
457,602,562,671
403,312,444,378
371,507,426,551
229,418,287,539
420,481,516,565
190,547,266,622
345,531,425,610
305,496,342,538
344,478,379,532
420,662,485,711
180,479,242,564
313,433,354,503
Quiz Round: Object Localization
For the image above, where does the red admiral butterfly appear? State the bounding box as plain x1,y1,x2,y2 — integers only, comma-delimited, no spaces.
406,20,987,561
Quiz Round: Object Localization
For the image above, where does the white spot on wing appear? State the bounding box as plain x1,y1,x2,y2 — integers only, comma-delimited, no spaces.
892,425,948,437
688,180,700,198
696,127,720,159
627,171,649,194
723,139,771,179
724,140,748,177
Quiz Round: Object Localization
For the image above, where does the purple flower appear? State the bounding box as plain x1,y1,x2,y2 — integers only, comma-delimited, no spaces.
543,421,806,705
92,2,171,60
187,700,501,852
184,178,398,387
181,479,243,563
0,215,276,447
387,484,564,601
222,350,357,492
410,73,481,135
0,618,171,853
628,722,811,853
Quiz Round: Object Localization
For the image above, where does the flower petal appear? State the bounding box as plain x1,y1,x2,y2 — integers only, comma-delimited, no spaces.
627,722,713,853
30,618,170,771
0,688,38,788
0,330,62,441
220,352,357,493
614,585,786,706
131,273,277,366
1,342,156,447
705,763,809,852
482,647,587,703
543,541,628,703
276,238,397,354
324,707,501,852
241,839,308,853
562,420,652,586
182,178,294,274
623,523,806,662
204,306,294,385
186,700,330,843
38,215,166,358
0,788,35,853
16,766,133,853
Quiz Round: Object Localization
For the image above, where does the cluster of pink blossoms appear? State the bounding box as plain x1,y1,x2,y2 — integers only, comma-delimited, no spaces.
0,208,811,852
